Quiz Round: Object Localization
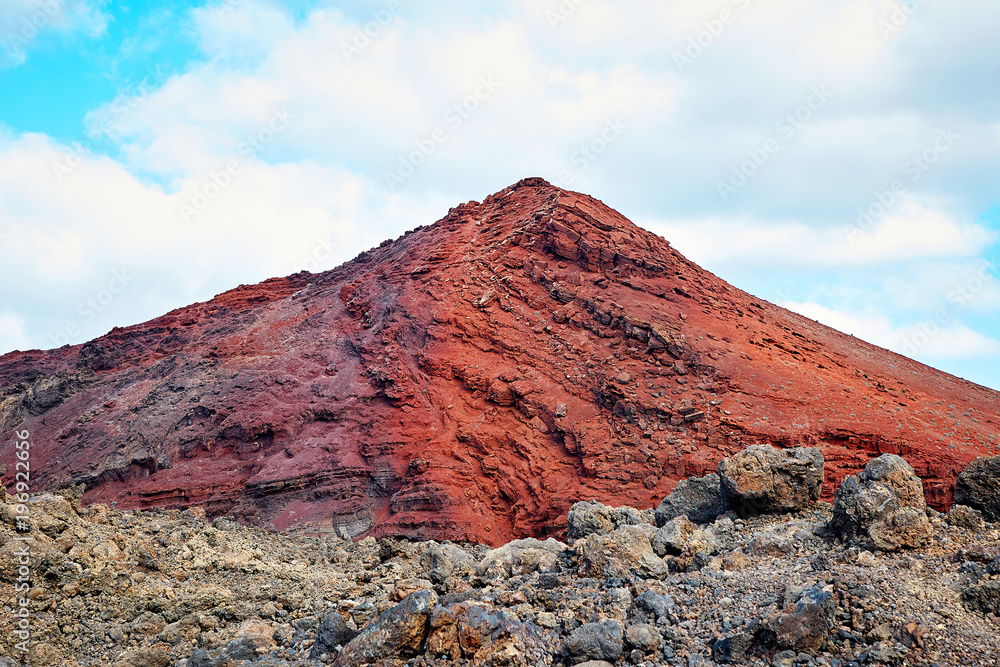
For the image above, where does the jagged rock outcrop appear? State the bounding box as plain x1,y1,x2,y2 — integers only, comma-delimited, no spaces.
955,456,1000,522
1,178,998,544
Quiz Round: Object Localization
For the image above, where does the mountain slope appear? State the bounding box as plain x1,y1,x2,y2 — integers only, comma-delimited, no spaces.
2,177,997,544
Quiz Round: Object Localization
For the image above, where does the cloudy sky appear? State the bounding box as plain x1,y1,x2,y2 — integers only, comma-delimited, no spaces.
0,0,998,390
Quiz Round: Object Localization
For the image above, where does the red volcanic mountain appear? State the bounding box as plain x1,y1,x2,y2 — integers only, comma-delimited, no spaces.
2,178,997,544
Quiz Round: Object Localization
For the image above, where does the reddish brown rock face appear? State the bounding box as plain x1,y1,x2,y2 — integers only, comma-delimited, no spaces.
1,177,997,545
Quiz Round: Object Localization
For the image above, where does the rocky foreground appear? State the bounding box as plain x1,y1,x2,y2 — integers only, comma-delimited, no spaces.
2,448,1000,667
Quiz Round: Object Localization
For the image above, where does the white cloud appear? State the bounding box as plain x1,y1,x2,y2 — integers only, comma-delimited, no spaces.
0,0,109,67
783,301,1000,361
83,7,678,187
647,195,996,270
0,130,450,349
0,311,32,352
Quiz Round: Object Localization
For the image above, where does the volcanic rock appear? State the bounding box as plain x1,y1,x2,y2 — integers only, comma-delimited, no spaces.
566,500,654,540
947,504,986,531
961,581,1000,615
7,475,1000,666
576,524,667,580
832,454,932,550
712,632,756,664
954,456,1000,522
718,445,824,516
333,589,436,666
2,178,999,544
309,612,358,660
770,586,836,653
651,515,697,556
477,538,564,579
565,620,624,662
655,473,727,525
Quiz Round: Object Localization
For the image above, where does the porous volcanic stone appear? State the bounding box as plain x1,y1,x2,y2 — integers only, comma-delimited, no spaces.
565,620,624,662
718,445,824,516
655,474,727,526
832,454,930,550
954,456,1000,522
334,590,436,666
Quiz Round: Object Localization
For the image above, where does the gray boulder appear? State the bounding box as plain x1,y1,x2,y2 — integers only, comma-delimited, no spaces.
565,620,624,662
869,507,933,551
770,587,835,653
718,445,824,516
568,501,655,540
628,590,676,625
831,454,931,551
624,623,661,652
334,590,436,666
419,541,474,584
655,474,727,526
712,632,755,664
477,538,565,579
954,456,1000,522
962,581,1000,615
310,611,358,659
577,525,667,580
651,516,696,556
947,504,986,531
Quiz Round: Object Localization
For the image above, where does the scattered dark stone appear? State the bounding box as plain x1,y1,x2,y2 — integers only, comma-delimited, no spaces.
771,587,835,652
186,650,215,667
224,637,257,661
630,590,676,623
712,632,756,664
947,504,986,531
962,581,1000,615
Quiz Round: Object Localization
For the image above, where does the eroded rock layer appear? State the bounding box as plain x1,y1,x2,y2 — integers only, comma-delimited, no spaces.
1,178,997,544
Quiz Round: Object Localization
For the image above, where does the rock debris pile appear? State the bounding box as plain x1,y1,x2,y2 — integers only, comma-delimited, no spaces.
2,448,1000,667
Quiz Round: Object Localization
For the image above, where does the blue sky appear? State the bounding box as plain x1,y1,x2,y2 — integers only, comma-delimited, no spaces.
0,0,998,391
